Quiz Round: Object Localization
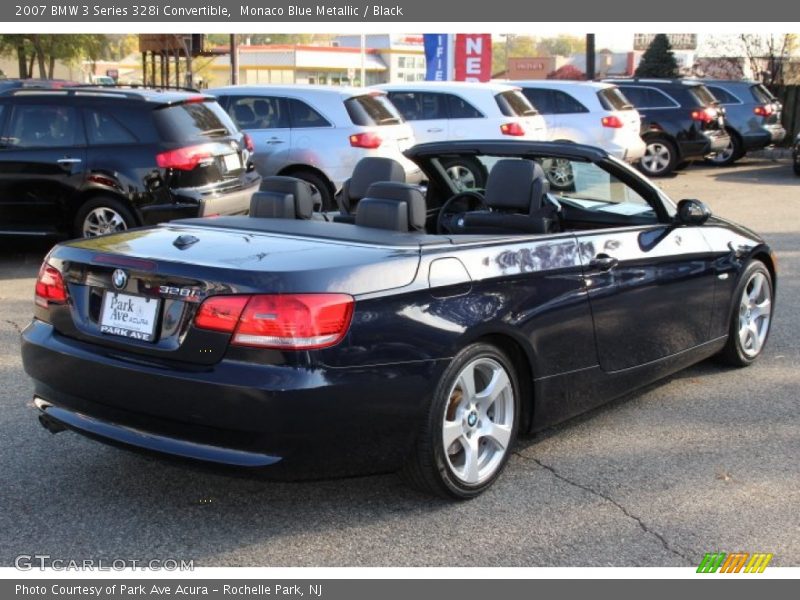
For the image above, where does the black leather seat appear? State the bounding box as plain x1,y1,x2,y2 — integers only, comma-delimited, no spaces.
249,176,318,220
335,157,407,222
460,159,556,234
354,182,426,233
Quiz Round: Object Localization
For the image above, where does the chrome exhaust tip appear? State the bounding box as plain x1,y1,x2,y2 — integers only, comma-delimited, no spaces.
34,397,66,434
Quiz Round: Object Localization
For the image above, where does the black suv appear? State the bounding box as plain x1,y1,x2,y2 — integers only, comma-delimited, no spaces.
0,88,260,238
604,78,731,176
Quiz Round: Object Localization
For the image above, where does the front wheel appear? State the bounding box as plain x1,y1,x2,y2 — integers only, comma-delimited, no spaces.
403,343,520,499
718,260,774,367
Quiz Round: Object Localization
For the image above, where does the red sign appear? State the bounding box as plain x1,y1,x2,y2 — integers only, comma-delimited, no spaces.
454,34,492,82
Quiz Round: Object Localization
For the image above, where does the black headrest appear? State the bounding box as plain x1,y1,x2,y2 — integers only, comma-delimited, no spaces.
250,176,316,219
485,159,549,213
364,182,426,232
348,157,407,200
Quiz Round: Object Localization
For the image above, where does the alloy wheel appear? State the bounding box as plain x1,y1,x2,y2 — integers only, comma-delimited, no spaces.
542,158,574,188
738,271,772,357
442,357,515,485
642,142,672,174
446,164,478,191
82,207,129,237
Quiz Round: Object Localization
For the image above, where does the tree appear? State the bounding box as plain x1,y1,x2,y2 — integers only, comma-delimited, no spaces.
739,33,796,85
547,64,585,80
537,35,585,57
635,34,679,78
0,34,110,78
492,35,538,76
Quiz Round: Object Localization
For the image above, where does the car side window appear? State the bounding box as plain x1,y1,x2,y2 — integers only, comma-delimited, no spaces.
288,99,331,128
552,90,589,114
521,88,555,114
227,96,290,130
706,86,740,104
619,87,678,109
6,104,82,148
84,109,139,145
446,94,483,119
386,92,447,120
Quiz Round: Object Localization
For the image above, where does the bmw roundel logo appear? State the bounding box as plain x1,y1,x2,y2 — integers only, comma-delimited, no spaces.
112,269,128,290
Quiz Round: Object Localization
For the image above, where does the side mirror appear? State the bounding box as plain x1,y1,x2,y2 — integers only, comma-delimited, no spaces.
677,199,712,226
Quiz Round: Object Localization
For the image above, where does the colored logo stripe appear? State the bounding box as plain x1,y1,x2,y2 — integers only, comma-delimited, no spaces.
745,553,773,573
697,553,726,573
696,552,773,573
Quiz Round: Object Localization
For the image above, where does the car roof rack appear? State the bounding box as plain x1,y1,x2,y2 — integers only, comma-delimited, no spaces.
7,85,206,102
71,83,200,93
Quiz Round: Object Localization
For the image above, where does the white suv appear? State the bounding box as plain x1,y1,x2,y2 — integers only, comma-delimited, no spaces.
514,81,646,188
373,82,547,189
209,85,422,210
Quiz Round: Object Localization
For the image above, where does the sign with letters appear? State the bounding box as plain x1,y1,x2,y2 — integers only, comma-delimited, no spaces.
454,34,492,82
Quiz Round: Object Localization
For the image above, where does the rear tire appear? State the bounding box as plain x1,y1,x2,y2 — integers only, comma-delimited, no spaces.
290,169,334,212
638,137,678,177
73,197,136,239
717,260,773,367
402,342,520,499
705,132,742,167
441,157,486,191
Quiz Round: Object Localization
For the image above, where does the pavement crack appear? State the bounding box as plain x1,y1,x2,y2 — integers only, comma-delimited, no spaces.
3,319,23,335
513,451,692,564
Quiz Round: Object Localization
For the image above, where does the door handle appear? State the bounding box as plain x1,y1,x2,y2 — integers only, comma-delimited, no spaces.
589,253,619,271
426,128,444,133
57,158,82,165
265,138,284,145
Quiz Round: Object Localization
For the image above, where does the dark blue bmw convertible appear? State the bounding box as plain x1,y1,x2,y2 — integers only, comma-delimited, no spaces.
22,141,776,498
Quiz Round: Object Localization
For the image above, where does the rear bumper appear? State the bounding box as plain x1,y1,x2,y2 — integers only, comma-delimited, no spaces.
141,175,261,224
606,138,646,162
22,319,443,478
740,125,787,151
705,130,731,153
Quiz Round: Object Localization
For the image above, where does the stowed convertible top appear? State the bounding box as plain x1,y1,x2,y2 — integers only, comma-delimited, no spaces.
170,216,537,249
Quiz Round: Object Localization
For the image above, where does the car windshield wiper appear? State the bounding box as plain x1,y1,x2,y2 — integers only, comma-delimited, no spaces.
377,117,402,125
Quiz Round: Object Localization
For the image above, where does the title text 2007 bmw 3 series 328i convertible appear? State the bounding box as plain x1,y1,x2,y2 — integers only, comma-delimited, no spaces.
22,141,776,499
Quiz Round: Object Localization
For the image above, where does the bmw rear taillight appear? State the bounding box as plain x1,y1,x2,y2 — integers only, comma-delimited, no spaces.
754,104,774,117
243,133,254,152
194,294,354,350
601,115,624,128
500,122,525,136
156,144,214,171
691,107,718,124
349,132,382,149
194,296,250,332
35,263,68,309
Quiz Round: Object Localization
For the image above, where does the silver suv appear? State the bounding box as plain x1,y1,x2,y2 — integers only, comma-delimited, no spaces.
209,85,422,210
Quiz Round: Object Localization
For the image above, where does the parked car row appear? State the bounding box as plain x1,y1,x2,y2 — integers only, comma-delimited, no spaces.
0,77,793,239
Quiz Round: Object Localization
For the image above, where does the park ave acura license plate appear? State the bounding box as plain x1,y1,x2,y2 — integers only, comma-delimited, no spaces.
99,292,159,341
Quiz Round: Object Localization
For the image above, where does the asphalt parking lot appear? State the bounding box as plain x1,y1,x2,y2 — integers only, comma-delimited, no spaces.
0,157,798,568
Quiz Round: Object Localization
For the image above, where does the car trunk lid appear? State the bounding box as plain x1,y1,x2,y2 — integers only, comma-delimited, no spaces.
44,223,422,365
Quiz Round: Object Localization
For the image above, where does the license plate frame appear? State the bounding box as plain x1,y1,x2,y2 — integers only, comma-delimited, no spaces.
99,291,160,342
223,153,241,172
